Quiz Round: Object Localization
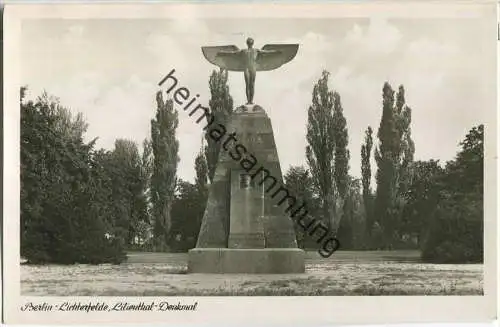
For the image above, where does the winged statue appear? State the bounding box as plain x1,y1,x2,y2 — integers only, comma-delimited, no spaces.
202,37,299,105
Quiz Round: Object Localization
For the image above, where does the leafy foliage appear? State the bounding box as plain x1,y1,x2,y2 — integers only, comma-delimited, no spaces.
361,126,374,237
168,145,210,252
394,86,415,195
401,160,443,244
374,83,415,248
110,139,149,245
374,83,398,248
337,177,364,249
21,89,126,264
150,92,179,251
421,196,482,263
306,71,337,230
205,69,233,183
21,70,483,266
169,179,205,252
420,125,483,263
332,92,350,199
195,144,209,200
283,165,320,249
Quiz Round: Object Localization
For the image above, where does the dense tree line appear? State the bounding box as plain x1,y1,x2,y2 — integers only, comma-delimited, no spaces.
21,66,483,264
285,73,483,263
416,125,483,263
21,89,128,264
20,69,230,263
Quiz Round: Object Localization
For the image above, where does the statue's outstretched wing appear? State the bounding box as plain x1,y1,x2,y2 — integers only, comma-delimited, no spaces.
201,45,245,71
256,44,299,71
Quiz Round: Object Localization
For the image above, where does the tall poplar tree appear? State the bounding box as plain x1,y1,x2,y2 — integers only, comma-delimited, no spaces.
361,126,373,236
332,92,350,200
136,138,153,245
205,69,233,183
141,138,153,222
306,70,336,230
195,140,209,201
332,91,350,236
394,86,415,195
151,91,179,251
392,86,415,240
110,139,145,245
374,82,399,248
374,84,416,248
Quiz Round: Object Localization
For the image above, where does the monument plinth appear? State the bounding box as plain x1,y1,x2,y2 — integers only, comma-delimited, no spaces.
188,105,305,273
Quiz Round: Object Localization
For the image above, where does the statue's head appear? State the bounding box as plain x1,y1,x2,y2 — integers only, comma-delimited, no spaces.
246,37,254,48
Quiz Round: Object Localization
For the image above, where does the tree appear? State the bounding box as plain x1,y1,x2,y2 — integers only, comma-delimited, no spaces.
170,179,205,251
284,165,319,249
306,70,337,231
193,141,209,244
375,82,401,248
205,69,233,183
134,220,153,248
87,149,128,263
21,88,125,264
361,126,374,238
332,92,350,200
109,140,136,243
108,139,150,246
140,138,153,223
392,86,415,243
337,177,363,249
150,91,179,251
444,124,483,197
394,86,415,191
195,141,209,200
332,92,350,236
36,91,88,141
421,125,483,263
401,160,443,245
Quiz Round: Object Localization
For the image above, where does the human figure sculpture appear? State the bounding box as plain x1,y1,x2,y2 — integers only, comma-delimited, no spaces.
202,37,299,104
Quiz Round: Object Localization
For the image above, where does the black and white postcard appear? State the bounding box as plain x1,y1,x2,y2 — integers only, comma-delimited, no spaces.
3,1,498,325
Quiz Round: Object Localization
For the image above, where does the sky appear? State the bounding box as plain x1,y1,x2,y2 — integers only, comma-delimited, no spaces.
21,16,493,183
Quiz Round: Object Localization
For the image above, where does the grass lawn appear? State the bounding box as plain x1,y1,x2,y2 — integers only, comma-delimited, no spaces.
21,250,483,296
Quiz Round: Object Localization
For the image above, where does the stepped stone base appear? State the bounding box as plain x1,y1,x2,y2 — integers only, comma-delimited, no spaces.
187,248,305,274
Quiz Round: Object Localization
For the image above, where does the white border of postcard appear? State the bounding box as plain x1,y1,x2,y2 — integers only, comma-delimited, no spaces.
3,1,498,325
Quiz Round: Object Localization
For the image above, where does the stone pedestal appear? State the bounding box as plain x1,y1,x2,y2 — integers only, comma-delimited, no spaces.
227,170,266,248
188,248,305,274
188,104,305,273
